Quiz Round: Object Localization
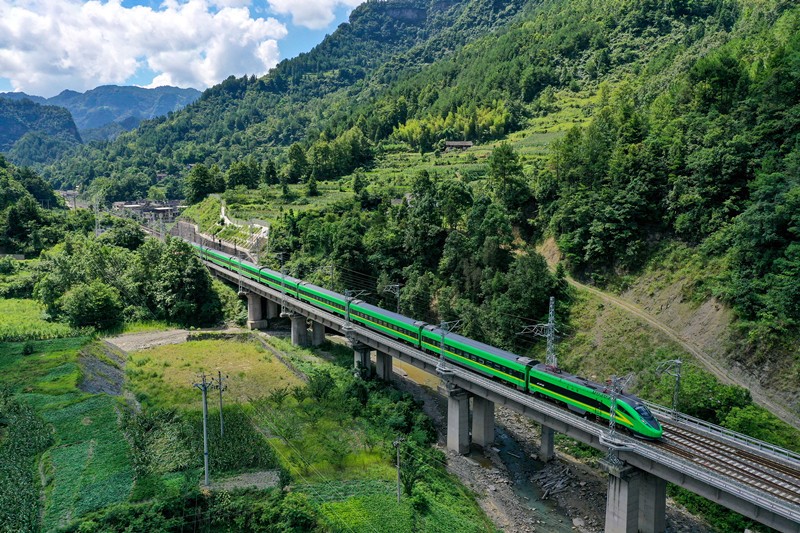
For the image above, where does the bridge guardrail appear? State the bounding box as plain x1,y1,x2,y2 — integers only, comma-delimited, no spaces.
645,401,800,466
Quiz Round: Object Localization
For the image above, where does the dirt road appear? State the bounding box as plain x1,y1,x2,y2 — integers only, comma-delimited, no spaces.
566,276,800,429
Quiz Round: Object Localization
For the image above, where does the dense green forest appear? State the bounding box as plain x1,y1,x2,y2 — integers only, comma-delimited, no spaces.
0,98,81,166
0,155,75,255
44,0,798,345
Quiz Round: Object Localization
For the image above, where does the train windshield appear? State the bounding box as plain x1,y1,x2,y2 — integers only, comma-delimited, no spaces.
635,406,660,428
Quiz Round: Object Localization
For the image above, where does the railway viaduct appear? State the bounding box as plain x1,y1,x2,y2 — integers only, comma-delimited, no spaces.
202,254,800,533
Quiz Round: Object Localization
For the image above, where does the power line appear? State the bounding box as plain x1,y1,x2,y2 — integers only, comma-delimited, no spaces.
215,370,228,437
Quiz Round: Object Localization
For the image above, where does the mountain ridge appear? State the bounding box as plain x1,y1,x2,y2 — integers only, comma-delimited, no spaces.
0,85,201,141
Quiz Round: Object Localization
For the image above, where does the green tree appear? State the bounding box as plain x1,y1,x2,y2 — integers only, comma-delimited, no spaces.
184,164,214,204
59,279,123,330
151,237,222,326
226,159,259,189
306,174,319,197
487,142,524,207
352,171,366,194
262,158,278,185
438,177,472,229
99,217,145,250
287,143,308,184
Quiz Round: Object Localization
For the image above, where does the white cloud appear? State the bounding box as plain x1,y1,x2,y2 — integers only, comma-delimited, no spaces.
0,0,287,96
267,0,361,30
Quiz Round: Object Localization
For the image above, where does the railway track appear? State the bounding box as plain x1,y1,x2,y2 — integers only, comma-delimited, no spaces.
656,421,800,506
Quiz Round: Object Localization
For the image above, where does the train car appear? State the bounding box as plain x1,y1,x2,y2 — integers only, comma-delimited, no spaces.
349,301,426,348
297,281,347,316
420,326,532,390
196,245,302,298
528,364,662,439
190,243,662,439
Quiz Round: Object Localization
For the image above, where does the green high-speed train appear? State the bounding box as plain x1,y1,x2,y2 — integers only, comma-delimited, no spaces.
194,243,663,440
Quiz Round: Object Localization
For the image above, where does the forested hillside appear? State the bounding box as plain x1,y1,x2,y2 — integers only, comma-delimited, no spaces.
0,98,81,166
44,0,528,192
0,155,74,256
44,0,800,412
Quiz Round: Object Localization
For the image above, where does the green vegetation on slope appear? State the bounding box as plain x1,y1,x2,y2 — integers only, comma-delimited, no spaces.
0,298,78,341
64,333,493,532
0,336,135,530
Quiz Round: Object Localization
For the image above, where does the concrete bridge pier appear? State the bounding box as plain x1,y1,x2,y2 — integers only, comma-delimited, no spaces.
289,314,309,347
601,460,641,533
375,350,392,381
441,384,470,454
471,396,494,449
311,321,326,346
266,299,280,320
539,425,555,462
638,471,667,533
353,342,372,377
246,293,268,330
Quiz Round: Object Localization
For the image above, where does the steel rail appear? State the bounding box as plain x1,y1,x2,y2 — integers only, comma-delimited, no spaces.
646,401,800,467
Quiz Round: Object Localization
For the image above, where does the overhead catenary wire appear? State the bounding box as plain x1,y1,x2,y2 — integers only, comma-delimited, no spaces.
243,398,376,533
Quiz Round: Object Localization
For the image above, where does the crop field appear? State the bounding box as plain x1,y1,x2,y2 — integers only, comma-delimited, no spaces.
126,336,303,409
0,298,78,341
182,182,355,243
0,320,496,532
0,338,135,530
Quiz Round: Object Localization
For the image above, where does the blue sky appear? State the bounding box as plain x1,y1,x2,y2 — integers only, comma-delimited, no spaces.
0,0,362,97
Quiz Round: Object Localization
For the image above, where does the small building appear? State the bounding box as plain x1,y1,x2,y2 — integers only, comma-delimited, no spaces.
444,141,473,151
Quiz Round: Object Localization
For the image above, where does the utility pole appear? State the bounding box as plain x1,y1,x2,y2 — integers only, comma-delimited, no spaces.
193,373,215,486
656,359,682,419
279,256,290,318
216,371,228,437
600,373,634,465
393,437,405,503
436,319,462,379
383,284,402,314
517,296,559,368
342,289,369,343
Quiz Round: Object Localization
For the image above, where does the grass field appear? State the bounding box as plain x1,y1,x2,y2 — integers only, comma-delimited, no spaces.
126,336,303,409
245,336,495,533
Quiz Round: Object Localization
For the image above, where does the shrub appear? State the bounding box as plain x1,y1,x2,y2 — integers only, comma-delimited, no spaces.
0,256,16,274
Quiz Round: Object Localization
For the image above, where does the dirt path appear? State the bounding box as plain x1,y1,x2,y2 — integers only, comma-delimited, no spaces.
105,327,249,353
566,276,800,429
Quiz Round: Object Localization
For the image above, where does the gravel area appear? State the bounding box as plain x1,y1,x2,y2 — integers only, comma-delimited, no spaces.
391,372,715,533
105,327,259,352
207,470,280,492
